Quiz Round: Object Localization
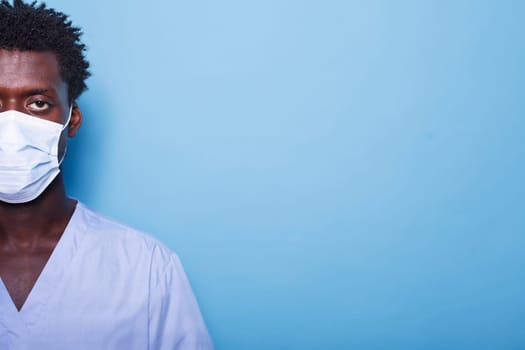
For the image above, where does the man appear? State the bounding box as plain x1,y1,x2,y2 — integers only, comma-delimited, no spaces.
0,1,213,349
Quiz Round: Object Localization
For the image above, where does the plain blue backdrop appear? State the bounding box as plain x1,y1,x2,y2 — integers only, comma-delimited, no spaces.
45,0,524,349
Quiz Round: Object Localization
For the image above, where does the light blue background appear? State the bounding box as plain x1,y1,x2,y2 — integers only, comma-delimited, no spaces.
49,0,524,349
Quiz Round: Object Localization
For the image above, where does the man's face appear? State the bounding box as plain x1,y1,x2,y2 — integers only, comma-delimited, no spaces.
0,49,82,157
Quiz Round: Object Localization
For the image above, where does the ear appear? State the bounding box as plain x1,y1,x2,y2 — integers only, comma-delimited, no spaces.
67,103,83,137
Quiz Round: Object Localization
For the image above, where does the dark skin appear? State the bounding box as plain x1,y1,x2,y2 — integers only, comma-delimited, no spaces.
0,49,83,311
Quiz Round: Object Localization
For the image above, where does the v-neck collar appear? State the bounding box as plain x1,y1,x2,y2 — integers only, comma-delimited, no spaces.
0,201,88,332
0,276,25,344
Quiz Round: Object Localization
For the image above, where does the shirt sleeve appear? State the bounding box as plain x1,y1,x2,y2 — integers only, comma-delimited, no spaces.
148,244,214,350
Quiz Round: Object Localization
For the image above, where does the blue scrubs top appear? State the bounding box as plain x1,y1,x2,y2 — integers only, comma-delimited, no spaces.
0,202,213,349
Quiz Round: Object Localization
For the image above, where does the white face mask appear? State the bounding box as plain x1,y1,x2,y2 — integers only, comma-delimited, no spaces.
0,108,71,204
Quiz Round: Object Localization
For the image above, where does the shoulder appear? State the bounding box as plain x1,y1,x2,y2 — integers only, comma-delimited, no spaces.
71,202,214,348
71,201,180,270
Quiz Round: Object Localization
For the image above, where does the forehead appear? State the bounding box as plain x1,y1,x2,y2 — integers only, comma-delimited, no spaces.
0,49,65,91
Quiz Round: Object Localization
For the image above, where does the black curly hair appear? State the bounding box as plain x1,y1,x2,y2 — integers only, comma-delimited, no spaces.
0,0,90,102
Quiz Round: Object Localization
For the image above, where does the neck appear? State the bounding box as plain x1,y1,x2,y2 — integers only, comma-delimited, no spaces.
0,174,76,251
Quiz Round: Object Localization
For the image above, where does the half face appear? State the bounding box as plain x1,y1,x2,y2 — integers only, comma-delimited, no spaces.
0,49,82,158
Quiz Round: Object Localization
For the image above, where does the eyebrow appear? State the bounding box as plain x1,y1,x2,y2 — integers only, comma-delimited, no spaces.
24,88,53,96
0,86,58,98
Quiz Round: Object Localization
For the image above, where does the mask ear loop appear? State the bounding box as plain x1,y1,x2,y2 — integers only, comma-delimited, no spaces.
58,105,73,165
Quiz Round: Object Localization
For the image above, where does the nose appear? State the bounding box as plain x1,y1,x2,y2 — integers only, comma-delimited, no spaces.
0,99,24,113
0,112,25,151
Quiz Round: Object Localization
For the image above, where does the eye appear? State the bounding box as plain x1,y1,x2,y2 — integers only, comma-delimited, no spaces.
27,100,52,112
